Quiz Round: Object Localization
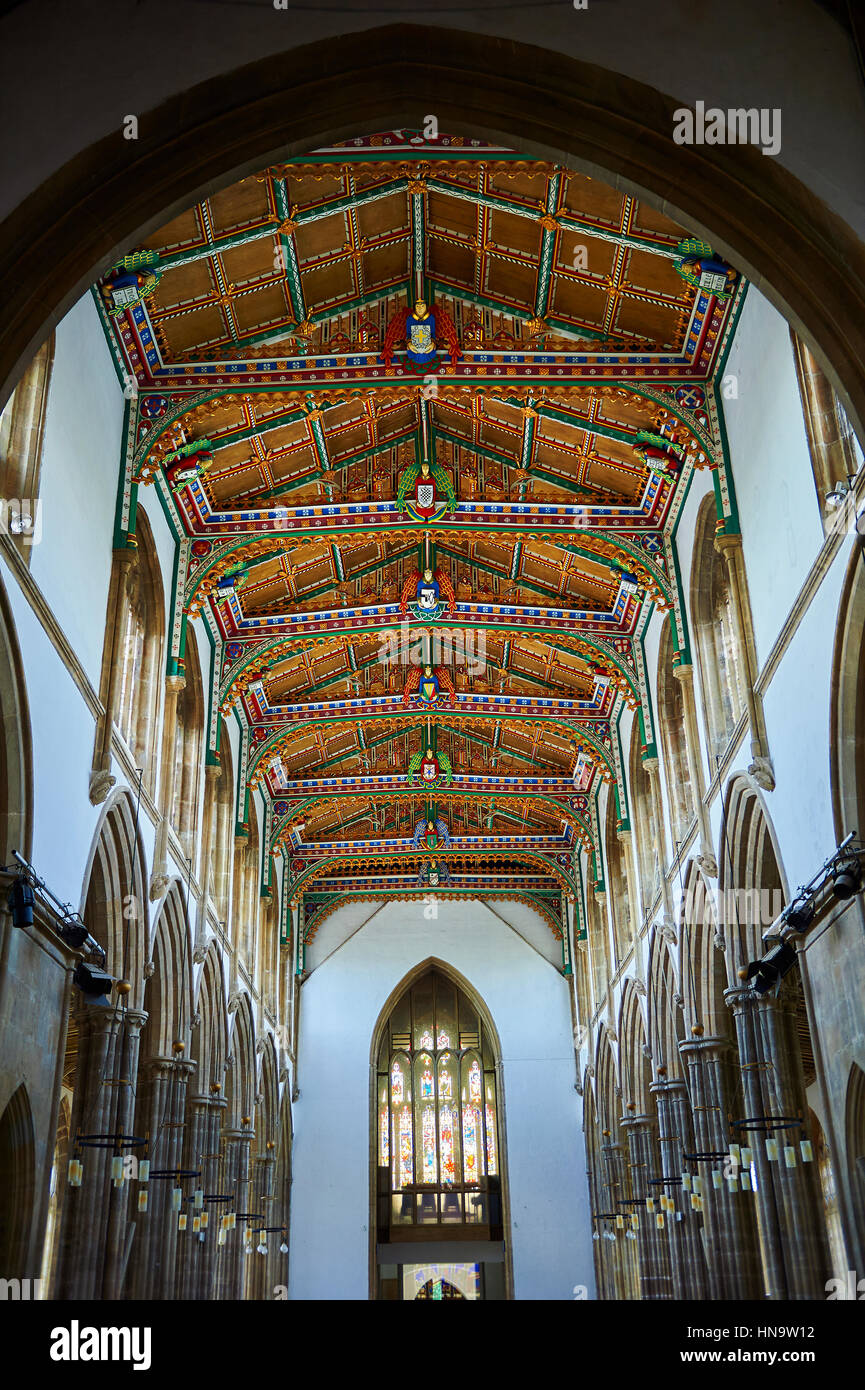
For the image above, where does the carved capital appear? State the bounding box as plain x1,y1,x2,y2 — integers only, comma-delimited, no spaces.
713,531,743,559
748,756,776,791
88,768,116,805
698,851,719,878
166,673,187,695
671,662,695,684
149,871,173,902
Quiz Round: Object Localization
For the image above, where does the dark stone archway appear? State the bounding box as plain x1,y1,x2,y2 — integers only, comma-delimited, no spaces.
1,25,864,440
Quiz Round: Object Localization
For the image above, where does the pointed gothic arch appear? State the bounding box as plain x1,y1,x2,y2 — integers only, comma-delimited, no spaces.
0,1084,37,1280
0,568,32,863
691,497,748,766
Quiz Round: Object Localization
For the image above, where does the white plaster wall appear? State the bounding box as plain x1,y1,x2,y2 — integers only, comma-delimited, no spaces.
30,294,124,691
723,287,826,668
288,898,593,1301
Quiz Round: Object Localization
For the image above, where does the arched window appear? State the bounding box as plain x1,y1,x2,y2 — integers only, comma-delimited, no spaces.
212,720,235,919
0,334,54,561
604,790,631,964
586,878,610,1006
657,622,696,846
243,803,261,969
374,967,504,1243
628,719,659,920
172,626,204,854
0,1085,36,1281
791,331,864,524
116,509,164,790
691,497,747,764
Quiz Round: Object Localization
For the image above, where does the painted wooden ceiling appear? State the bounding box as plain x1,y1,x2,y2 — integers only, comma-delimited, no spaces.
99,130,741,935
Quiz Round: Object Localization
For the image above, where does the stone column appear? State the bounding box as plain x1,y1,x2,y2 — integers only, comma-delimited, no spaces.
671,663,717,876
176,1092,227,1301
54,1003,147,1300
621,1114,668,1299
151,674,186,899
680,1035,763,1299
728,985,832,1299
600,1138,637,1297
643,759,676,931
616,828,639,953
713,534,774,789
198,762,222,906
216,1126,253,1299
127,1056,195,1300
90,546,137,804
589,890,608,1005
656,1078,710,1299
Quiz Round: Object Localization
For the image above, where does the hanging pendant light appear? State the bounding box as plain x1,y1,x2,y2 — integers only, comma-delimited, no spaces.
800,1139,814,1163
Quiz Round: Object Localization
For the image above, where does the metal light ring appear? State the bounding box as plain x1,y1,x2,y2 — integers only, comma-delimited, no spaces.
730,1115,804,1133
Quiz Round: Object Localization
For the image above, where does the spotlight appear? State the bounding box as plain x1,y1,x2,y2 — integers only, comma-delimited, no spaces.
7,877,34,929
743,941,797,996
831,854,862,899
825,479,851,510
785,897,815,932
73,961,114,999
59,913,89,949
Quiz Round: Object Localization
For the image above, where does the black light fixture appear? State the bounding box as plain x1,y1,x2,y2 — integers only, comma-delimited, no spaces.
7,876,34,928
59,912,90,949
831,853,862,899
785,897,816,932
742,941,797,996
73,961,114,999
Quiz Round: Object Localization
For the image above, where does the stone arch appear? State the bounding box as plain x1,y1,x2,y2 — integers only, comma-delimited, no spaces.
647,927,683,1081
679,860,728,1037
173,624,204,856
0,331,54,563
4,26,865,461
657,620,697,848
0,1083,36,1280
618,981,652,1116
193,944,229,1097
603,785,631,965
690,496,748,767
718,774,788,976
144,882,194,1060
116,505,165,793
845,1062,865,1266
227,992,256,1129
0,567,32,862
80,788,148,1008
627,715,660,922
212,719,235,920
831,539,865,853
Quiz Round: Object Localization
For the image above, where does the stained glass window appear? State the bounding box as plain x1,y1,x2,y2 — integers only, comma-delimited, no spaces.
468,1059,482,1102
421,1105,437,1183
397,1105,413,1188
376,969,502,1227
